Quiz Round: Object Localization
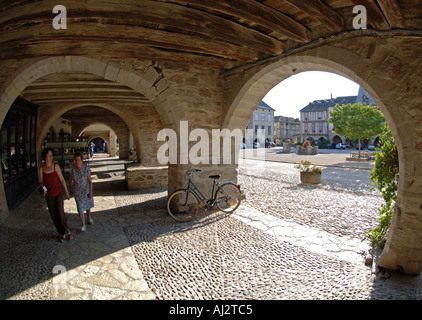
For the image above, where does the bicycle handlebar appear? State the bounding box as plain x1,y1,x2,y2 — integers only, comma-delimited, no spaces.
186,168,201,176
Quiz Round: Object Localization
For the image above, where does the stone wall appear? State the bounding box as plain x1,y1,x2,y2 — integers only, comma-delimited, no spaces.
125,164,168,191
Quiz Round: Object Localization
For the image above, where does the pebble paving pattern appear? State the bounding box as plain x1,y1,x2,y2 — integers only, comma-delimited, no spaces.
124,211,421,300
125,212,371,299
0,226,58,299
1,154,421,300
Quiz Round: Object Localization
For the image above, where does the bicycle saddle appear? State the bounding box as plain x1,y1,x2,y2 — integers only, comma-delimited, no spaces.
209,174,221,179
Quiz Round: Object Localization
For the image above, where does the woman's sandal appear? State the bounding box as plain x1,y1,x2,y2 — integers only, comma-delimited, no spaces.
59,234,66,242
66,232,73,240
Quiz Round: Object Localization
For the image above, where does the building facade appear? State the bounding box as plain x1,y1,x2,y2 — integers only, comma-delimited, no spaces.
299,86,377,145
274,116,301,145
245,101,275,146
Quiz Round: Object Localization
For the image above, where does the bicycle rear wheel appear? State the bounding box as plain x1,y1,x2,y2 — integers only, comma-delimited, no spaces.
215,183,241,213
167,189,199,222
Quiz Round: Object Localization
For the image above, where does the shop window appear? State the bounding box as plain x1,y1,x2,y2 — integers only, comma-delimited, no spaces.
1,97,38,210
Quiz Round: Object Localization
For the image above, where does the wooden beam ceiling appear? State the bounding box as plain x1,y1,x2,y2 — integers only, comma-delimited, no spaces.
62,106,125,124
20,73,149,106
376,0,406,28
0,0,417,70
284,0,344,32
166,0,311,42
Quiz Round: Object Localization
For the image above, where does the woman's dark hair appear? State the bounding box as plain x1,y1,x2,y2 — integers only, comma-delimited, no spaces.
74,151,84,160
41,148,53,161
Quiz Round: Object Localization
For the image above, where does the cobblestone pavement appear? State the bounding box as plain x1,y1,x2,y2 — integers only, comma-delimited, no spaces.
1,153,421,300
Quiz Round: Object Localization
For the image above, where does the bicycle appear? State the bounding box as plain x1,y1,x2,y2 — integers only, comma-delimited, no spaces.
166,168,242,222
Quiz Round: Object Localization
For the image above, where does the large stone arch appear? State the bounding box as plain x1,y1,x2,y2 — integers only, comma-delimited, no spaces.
0,57,176,218
36,102,160,164
0,56,177,131
79,124,116,157
222,37,422,273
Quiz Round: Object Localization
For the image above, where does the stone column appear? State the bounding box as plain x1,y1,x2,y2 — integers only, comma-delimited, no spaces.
109,131,116,157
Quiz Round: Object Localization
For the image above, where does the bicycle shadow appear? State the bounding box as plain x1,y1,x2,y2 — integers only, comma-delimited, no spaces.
124,205,231,244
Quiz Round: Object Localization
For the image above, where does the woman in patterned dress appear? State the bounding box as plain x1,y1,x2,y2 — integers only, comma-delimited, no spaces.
69,151,94,231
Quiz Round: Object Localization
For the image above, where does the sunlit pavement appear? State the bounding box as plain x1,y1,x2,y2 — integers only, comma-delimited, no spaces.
1,153,421,300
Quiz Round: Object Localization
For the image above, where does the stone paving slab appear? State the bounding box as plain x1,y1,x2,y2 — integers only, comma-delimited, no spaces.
232,205,370,264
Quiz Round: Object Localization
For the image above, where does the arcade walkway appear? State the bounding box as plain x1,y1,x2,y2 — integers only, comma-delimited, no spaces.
1,154,421,300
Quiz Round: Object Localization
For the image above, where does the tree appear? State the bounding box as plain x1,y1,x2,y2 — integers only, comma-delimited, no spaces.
328,103,385,158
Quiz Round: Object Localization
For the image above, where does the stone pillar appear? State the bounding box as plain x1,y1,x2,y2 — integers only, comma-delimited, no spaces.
109,131,116,157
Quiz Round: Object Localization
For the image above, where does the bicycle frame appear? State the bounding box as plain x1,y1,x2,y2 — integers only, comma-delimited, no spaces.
167,169,241,222
185,175,217,206
186,174,238,205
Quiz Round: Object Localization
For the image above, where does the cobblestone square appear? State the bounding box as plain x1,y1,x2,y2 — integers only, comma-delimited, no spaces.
1,154,421,300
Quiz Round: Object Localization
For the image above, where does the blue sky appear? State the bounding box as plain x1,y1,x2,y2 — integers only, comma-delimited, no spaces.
263,71,360,119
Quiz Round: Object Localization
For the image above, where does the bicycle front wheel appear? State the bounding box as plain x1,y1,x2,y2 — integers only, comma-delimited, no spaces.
216,183,241,213
167,189,199,222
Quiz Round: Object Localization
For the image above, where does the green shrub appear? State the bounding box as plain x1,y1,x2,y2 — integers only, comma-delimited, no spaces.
367,125,399,246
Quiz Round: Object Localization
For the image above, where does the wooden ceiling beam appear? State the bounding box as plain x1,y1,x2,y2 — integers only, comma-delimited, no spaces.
20,96,148,105
284,0,344,32
0,1,285,55
0,21,261,63
0,38,236,69
168,0,310,42
376,0,406,28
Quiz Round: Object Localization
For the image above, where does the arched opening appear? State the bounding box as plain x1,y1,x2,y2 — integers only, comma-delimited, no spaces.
222,54,409,271
332,135,342,144
0,57,171,215
90,138,106,154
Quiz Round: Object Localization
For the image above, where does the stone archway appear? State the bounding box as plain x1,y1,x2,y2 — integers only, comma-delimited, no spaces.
0,57,174,218
36,102,162,165
332,135,343,144
77,124,117,158
0,56,176,133
221,38,422,273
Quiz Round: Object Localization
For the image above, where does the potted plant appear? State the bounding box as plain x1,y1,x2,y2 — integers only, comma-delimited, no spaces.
294,160,322,184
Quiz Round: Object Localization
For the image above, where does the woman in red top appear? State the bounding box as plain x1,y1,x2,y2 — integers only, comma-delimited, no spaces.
39,148,72,242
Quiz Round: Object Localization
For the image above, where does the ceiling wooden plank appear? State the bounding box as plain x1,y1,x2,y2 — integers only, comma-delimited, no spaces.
167,0,311,42
284,0,344,31
376,0,406,28
0,38,236,69
0,20,261,62
0,1,285,55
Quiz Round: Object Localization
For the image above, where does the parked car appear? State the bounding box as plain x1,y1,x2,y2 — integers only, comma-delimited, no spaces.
355,143,363,150
368,144,375,150
241,142,246,149
253,142,260,149
336,143,346,149
265,142,275,148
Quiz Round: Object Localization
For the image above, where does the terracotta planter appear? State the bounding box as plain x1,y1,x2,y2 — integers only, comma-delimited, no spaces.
300,171,321,184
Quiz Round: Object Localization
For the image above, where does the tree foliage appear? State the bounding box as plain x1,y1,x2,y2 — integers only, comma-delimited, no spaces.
368,125,399,246
328,103,385,157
